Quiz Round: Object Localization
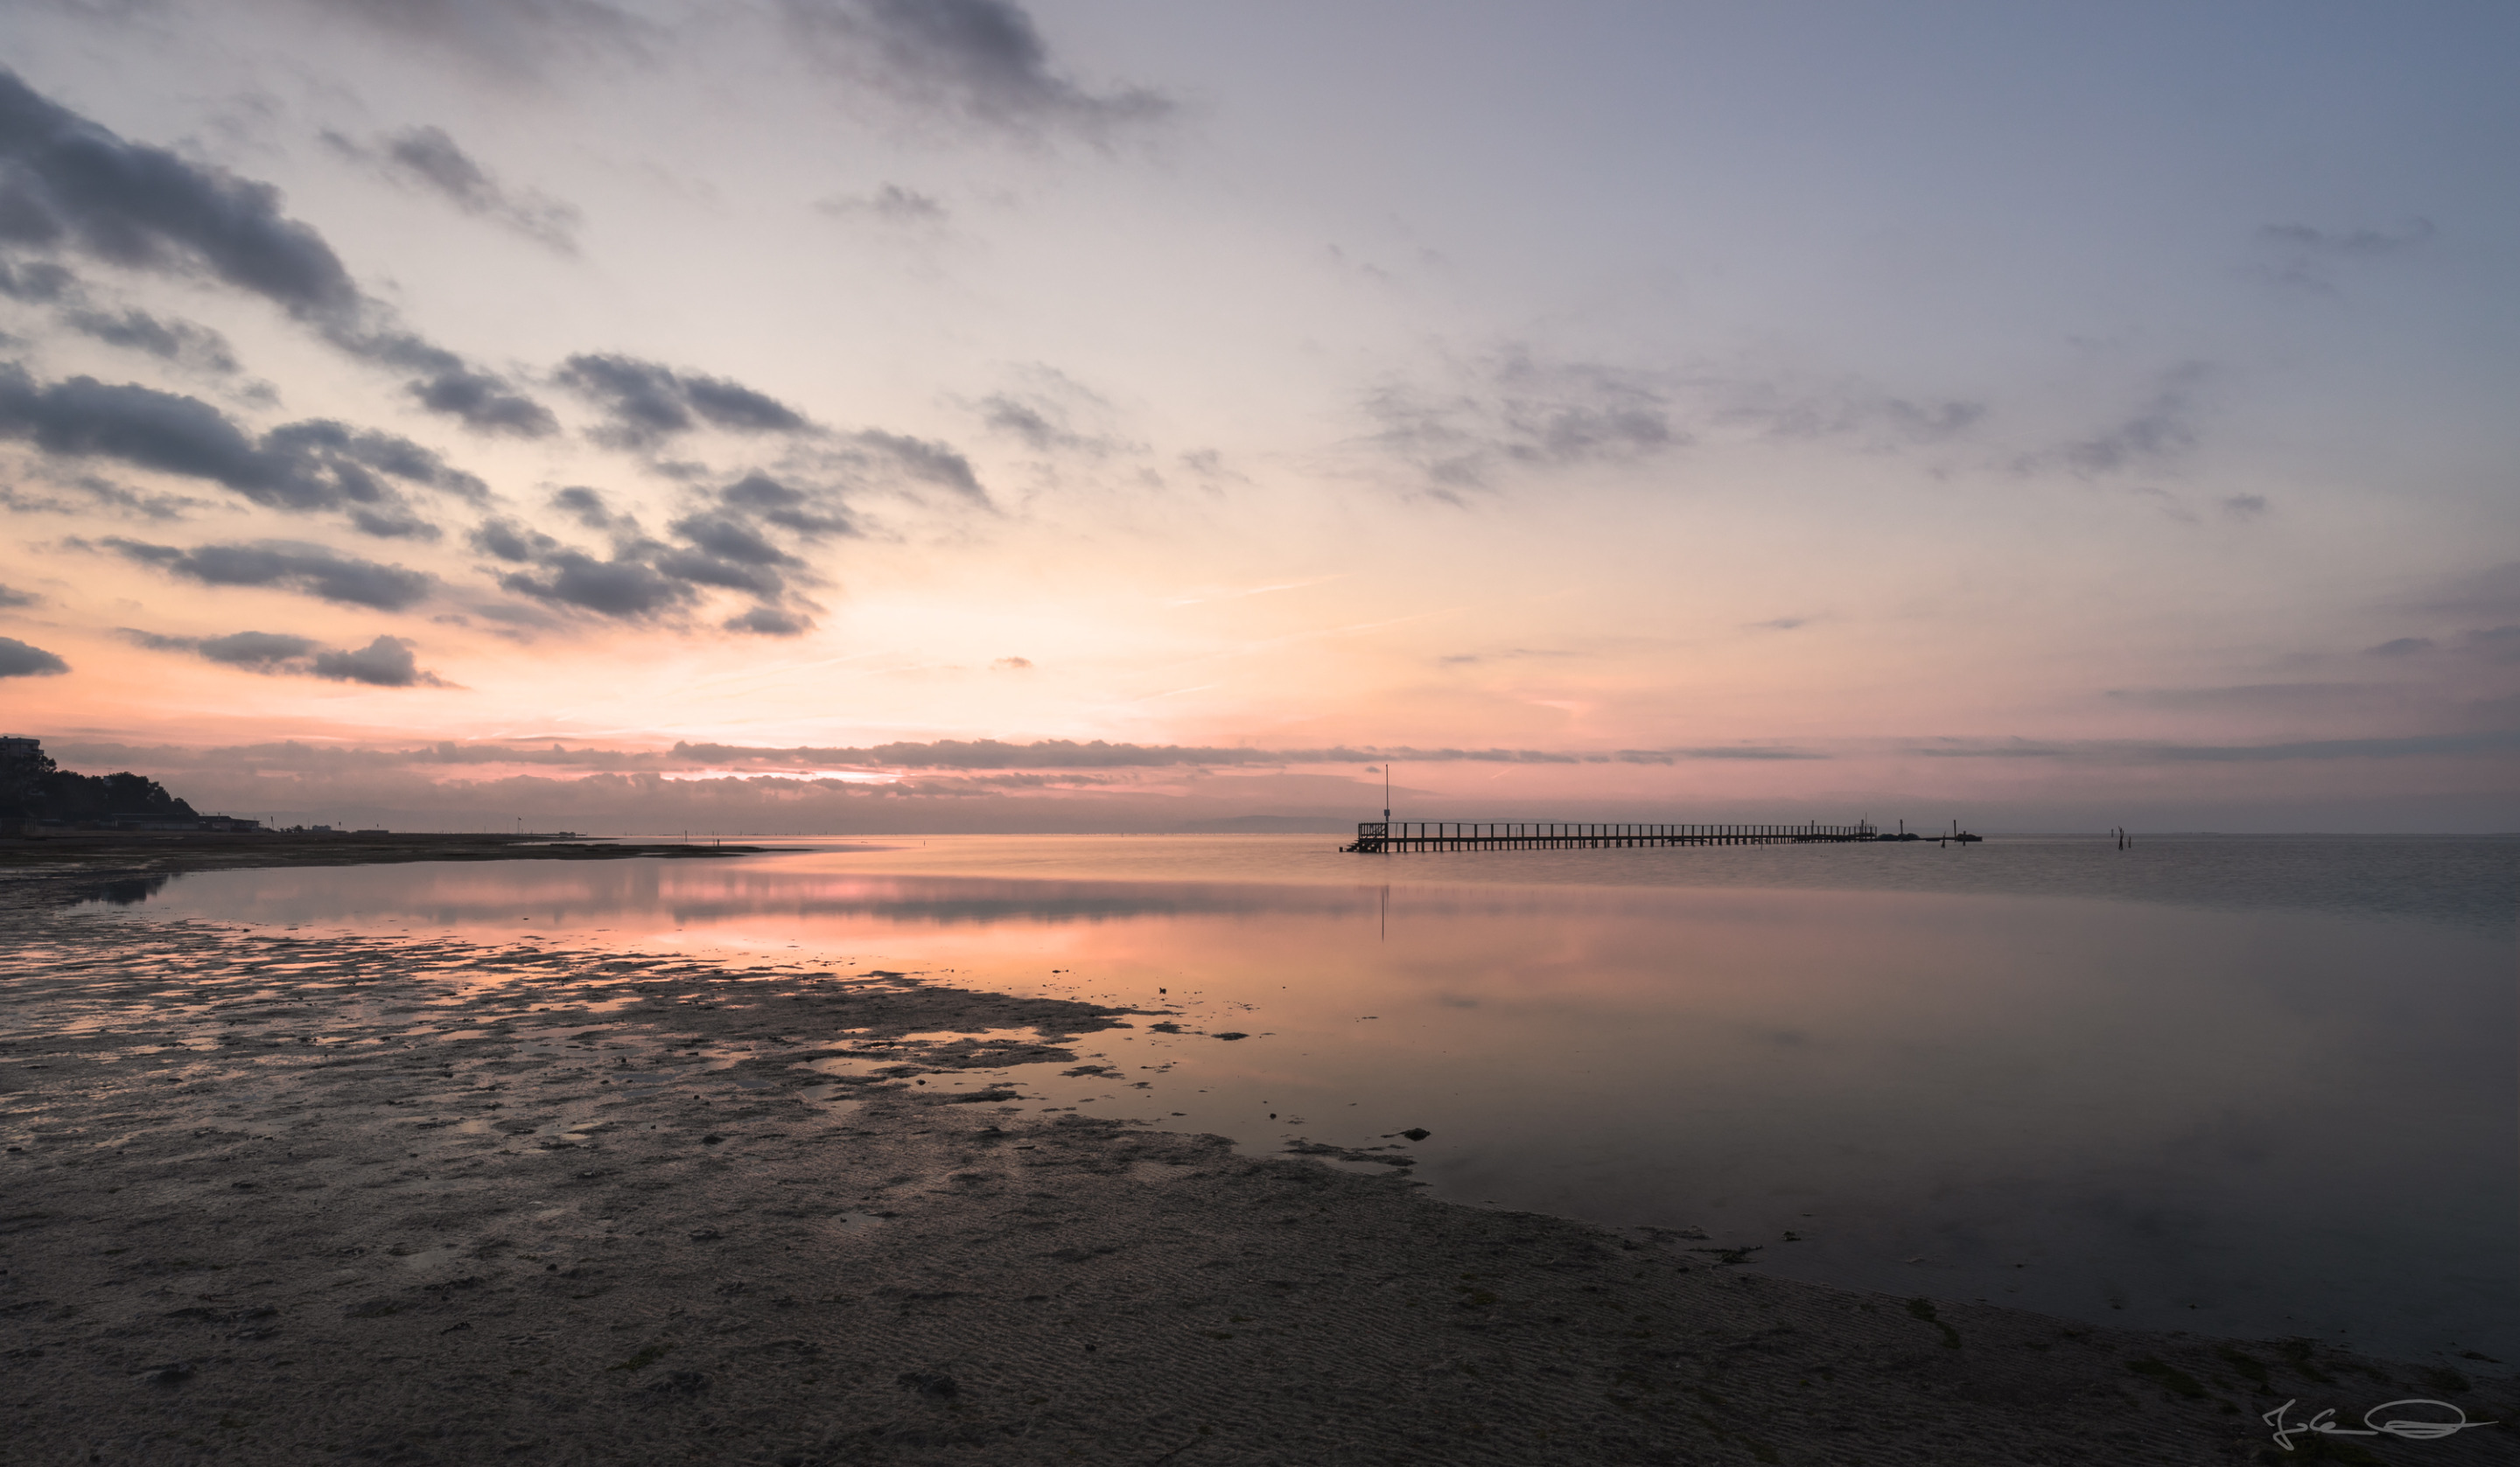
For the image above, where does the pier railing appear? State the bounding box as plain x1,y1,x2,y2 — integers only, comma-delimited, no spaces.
1342,820,1879,853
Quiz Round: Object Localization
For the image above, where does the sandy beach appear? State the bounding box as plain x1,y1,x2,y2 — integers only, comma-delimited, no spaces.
4,851,2510,1466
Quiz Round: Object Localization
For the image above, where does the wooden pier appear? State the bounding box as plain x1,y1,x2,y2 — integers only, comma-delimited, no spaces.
1342,820,1880,853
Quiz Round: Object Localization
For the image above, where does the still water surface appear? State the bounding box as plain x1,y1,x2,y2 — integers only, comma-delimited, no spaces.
112,834,2516,1361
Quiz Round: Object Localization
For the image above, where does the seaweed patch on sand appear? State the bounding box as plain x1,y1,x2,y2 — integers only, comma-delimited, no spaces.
3,870,2511,1466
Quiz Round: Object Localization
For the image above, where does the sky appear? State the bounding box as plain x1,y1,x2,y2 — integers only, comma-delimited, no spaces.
0,0,2514,832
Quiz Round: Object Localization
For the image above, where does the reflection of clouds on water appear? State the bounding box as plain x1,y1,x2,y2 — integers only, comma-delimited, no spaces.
128,833,2516,930
128,865,1379,928
97,837,2520,1362
121,863,1711,933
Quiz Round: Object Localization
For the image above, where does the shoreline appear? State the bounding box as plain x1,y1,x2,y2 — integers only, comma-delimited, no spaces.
3,858,2510,1465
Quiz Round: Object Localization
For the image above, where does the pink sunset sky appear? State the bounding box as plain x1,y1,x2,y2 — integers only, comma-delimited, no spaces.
1,2,2514,832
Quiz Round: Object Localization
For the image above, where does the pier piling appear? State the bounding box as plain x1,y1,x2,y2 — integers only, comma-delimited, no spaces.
1340,820,1885,853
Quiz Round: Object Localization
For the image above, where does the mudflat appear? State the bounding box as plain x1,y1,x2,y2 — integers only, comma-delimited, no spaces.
3,857,2510,1467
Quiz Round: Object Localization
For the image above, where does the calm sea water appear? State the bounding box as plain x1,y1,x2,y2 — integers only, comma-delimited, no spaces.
102,834,2517,1362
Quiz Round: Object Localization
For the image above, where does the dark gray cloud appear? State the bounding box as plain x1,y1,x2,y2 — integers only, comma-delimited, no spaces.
662,739,1820,770
684,378,810,435
2260,220,2436,258
1913,730,2520,762
2408,562,2520,622
1908,740,2070,758
473,471,841,633
816,183,948,224
407,366,556,437
0,69,553,436
976,388,1127,457
0,364,482,537
779,0,1171,136
853,428,984,498
1869,398,1984,440
550,485,620,529
123,625,447,684
2366,636,2435,657
716,472,853,538
292,0,649,71
722,604,810,636
980,395,1064,450
665,503,800,566
0,633,67,676
467,517,560,564
654,540,788,595
0,256,242,373
1365,349,1996,495
340,329,557,437
102,536,435,610
0,581,36,607
1368,355,1680,493
311,634,444,686
2460,625,2520,662
554,354,984,506
0,66,359,316
1628,746,1829,762
555,353,810,448
59,305,241,374
0,472,206,521
1391,349,1996,486
2102,681,2390,714
262,418,486,503
195,629,319,666
325,125,579,253
1178,448,1234,480
494,547,694,618
2152,730,2520,761
2047,362,2209,476
2257,219,2435,290
1704,377,1983,447
0,256,74,302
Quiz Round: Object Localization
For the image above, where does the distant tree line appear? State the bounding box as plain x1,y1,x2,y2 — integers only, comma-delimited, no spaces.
0,740,197,821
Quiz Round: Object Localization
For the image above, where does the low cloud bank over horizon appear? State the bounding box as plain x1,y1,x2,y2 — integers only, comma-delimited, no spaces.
22,730,2516,834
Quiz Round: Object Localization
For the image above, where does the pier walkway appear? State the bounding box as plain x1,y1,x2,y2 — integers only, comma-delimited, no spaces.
1343,820,1880,853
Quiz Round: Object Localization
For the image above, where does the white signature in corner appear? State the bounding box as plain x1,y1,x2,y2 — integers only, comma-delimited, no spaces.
2263,1398,2499,1452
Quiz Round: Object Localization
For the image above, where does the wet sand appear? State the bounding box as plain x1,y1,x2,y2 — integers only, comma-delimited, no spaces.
4,860,2511,1466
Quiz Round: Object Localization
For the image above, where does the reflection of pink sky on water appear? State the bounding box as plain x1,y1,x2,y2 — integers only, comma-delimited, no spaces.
118,844,2516,1362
